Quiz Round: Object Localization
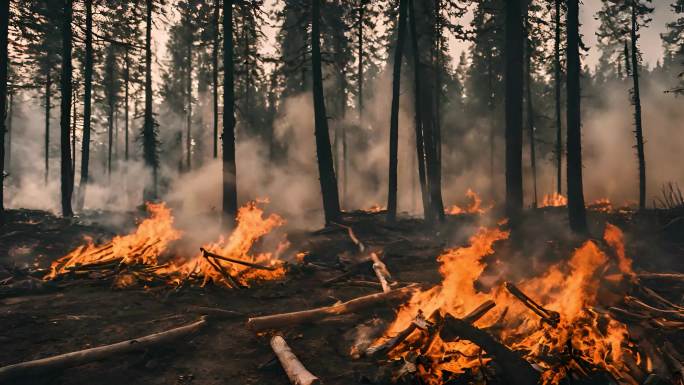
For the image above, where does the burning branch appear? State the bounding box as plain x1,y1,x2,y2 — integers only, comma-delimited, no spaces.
246,284,418,332
200,248,278,271
440,314,540,385
0,317,208,382
270,335,321,385
504,281,560,327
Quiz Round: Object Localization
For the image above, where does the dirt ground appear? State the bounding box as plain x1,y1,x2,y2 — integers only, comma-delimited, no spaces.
0,207,682,385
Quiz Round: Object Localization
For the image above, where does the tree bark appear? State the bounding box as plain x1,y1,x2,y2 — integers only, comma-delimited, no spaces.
504,0,524,221
630,2,646,209
71,88,76,176
387,0,408,221
60,0,74,217
77,0,93,210
524,15,538,208
554,0,563,195
407,0,431,222
311,0,341,224
0,0,8,222
212,0,219,159
222,0,238,226
565,0,587,233
428,2,445,222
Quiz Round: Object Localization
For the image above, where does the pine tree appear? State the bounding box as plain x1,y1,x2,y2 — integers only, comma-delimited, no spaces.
142,0,159,201
661,0,684,94
60,0,74,217
566,0,587,233
504,0,524,221
596,0,653,209
312,0,341,224
222,0,238,225
387,0,408,221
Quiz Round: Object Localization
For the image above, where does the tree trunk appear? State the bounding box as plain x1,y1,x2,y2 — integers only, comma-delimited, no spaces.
0,0,8,221
6,91,12,174
124,48,129,161
71,88,76,176
487,52,495,197
524,15,538,208
630,2,646,209
311,0,341,224
107,101,114,179
387,0,408,221
222,0,238,226
142,0,157,201
554,0,562,195
407,0,431,222
212,0,219,159
565,0,587,233
357,1,364,117
77,0,93,210
45,71,51,185
429,2,445,222
60,0,74,217
504,0,524,221
186,32,192,170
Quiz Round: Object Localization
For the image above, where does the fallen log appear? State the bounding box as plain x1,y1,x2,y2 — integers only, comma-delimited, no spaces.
270,335,321,385
637,272,684,283
440,314,540,385
246,284,418,332
200,248,278,271
186,306,244,320
0,317,207,382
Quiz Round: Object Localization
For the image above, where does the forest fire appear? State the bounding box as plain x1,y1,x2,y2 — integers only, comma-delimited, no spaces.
445,189,490,215
368,223,653,384
540,193,568,207
45,201,287,289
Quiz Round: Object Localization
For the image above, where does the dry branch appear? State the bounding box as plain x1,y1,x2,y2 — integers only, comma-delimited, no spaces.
440,314,540,385
0,317,207,382
246,284,417,332
270,335,321,385
331,222,365,253
370,252,392,293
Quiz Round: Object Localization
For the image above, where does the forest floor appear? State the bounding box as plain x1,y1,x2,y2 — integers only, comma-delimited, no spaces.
0,206,683,385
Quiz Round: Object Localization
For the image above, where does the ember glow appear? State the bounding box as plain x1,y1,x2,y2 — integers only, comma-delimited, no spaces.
445,189,490,215
540,192,568,207
372,223,637,385
46,201,287,288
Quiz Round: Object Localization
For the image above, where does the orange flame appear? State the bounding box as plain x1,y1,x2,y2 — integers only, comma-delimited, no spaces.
46,201,287,288
588,198,613,212
374,223,636,384
445,189,490,215
540,192,568,207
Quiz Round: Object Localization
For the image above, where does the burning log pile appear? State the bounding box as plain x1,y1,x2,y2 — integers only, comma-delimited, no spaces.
359,223,684,385
44,201,288,289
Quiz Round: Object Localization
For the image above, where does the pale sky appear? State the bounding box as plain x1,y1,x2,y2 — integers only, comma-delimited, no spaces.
152,0,679,82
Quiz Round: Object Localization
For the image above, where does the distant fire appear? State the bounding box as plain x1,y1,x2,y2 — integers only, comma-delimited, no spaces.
371,223,637,384
46,201,287,288
540,192,568,207
445,189,490,215
588,198,613,212
363,204,386,213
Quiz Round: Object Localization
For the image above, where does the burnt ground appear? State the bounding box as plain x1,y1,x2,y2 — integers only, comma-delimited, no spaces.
0,207,683,385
